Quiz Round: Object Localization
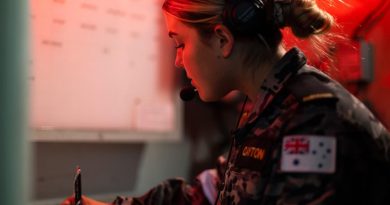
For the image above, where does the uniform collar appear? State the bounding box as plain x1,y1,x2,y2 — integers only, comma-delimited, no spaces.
244,47,307,125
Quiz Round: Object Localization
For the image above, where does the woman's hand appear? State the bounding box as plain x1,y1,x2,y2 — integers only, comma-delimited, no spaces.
60,195,110,205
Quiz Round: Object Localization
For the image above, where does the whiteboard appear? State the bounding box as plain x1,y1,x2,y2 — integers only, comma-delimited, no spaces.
29,0,181,141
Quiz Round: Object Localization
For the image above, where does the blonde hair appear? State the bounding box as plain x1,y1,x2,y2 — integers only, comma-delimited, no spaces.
281,0,334,37
162,0,336,67
162,0,224,24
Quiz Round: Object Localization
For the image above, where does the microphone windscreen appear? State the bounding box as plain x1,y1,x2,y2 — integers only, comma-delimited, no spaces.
180,86,197,101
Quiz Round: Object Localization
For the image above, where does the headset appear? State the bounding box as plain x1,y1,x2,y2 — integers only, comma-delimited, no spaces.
222,0,267,34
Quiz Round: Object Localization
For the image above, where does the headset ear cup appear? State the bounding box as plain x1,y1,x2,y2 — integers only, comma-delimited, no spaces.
223,0,265,34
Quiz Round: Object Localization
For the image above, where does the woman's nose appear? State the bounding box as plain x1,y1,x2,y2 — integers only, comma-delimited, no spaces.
174,51,183,68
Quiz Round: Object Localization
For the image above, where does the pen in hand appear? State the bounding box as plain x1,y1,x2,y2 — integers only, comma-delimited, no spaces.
74,166,82,205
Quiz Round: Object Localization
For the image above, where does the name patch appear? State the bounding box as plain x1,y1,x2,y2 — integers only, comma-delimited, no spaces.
235,136,274,171
242,146,266,160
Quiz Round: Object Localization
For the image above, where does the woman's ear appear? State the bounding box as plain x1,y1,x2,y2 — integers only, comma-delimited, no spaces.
214,24,234,58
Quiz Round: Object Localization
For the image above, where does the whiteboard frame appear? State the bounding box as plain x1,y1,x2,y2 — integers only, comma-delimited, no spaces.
31,97,183,142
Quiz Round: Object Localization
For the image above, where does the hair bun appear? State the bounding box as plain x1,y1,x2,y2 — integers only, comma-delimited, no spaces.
280,0,334,38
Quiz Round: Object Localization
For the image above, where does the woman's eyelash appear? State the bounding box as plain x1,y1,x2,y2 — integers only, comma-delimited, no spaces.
175,44,184,49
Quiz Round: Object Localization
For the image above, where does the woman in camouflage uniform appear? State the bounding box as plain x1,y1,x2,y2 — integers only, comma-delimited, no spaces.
62,0,390,204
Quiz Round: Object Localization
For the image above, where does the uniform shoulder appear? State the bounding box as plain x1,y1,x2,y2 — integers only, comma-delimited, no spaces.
286,66,338,105
283,67,351,135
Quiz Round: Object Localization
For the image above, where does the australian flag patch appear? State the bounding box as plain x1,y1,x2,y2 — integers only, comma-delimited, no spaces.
280,135,336,173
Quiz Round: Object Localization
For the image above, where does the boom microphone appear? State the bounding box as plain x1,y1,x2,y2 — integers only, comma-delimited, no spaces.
180,86,197,101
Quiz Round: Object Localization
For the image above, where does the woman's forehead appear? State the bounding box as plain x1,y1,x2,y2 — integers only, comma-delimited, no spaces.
164,12,193,36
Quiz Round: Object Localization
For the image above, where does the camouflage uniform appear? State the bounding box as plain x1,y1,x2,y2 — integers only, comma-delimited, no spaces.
113,48,390,205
